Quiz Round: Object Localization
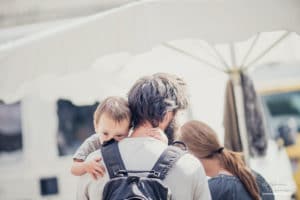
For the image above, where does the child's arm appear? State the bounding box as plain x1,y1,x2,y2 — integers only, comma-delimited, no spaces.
71,159,88,176
71,157,105,180
71,134,103,179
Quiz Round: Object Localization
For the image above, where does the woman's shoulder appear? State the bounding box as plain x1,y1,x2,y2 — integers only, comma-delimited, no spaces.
209,174,241,184
208,174,252,200
252,171,275,200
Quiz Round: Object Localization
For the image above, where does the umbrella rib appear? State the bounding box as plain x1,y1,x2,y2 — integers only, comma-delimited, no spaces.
194,40,220,62
163,42,226,73
229,43,237,68
240,33,260,69
244,31,291,70
210,45,230,71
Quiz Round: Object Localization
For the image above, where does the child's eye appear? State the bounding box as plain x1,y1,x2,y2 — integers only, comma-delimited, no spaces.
103,132,109,136
116,134,125,138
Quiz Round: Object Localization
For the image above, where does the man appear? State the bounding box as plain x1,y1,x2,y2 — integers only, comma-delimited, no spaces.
77,73,211,200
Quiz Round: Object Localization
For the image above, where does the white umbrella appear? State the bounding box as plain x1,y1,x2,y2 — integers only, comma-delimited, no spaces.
0,1,298,196
0,0,299,164
0,0,300,101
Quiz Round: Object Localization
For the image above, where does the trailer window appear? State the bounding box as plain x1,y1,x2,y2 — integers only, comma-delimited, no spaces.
56,99,99,156
0,102,23,154
261,90,300,139
264,91,300,117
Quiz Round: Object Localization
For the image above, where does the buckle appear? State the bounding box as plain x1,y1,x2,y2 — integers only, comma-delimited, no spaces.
149,170,160,178
172,141,187,151
114,170,128,177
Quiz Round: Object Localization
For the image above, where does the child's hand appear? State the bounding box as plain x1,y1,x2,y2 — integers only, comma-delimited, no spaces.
84,157,106,180
146,128,168,144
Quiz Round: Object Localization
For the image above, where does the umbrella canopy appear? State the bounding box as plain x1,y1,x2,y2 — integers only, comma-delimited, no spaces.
0,0,300,101
17,46,228,135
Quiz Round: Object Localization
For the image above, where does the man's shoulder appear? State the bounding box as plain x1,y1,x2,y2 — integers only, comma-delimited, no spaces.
178,153,201,165
163,151,210,199
173,153,204,174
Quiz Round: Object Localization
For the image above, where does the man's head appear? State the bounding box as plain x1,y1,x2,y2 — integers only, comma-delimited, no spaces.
128,73,188,143
93,96,131,143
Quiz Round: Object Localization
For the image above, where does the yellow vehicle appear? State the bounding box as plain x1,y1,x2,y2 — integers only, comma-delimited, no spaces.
253,62,300,199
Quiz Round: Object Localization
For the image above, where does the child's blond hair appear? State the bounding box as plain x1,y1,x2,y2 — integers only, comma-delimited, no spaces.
93,96,131,129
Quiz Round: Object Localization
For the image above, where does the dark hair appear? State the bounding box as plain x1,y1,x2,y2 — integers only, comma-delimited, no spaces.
128,73,188,128
93,96,131,127
179,120,260,200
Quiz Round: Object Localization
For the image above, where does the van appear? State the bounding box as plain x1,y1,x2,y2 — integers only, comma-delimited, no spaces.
253,62,300,199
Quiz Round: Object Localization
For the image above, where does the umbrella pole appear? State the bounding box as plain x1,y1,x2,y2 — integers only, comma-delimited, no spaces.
231,71,250,166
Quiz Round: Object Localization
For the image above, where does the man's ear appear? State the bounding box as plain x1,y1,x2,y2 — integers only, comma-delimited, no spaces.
159,111,174,130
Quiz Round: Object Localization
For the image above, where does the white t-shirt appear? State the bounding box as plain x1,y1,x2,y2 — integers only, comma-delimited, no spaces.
76,137,211,200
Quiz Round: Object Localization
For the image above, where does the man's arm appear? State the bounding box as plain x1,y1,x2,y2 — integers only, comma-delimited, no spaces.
192,159,212,200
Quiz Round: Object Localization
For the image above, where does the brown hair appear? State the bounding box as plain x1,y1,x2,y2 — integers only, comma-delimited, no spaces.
128,73,188,143
93,96,131,128
128,73,188,128
179,120,260,200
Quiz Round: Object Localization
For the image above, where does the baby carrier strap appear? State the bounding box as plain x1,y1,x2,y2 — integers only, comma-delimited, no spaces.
149,145,187,180
101,140,126,179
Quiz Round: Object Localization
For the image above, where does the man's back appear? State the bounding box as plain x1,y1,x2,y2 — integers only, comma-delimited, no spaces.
77,137,211,200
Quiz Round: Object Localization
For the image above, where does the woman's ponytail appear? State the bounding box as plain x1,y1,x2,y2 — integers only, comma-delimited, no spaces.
219,150,260,200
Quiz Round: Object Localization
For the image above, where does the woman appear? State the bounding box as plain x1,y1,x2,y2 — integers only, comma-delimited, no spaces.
179,120,274,200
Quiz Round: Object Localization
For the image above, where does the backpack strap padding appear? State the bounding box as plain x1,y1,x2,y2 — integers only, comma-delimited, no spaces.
149,145,186,180
101,140,126,179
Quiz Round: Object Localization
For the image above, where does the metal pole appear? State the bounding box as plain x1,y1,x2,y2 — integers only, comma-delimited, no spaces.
231,71,250,166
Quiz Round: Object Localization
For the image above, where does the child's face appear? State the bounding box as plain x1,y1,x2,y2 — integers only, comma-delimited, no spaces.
95,113,130,144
